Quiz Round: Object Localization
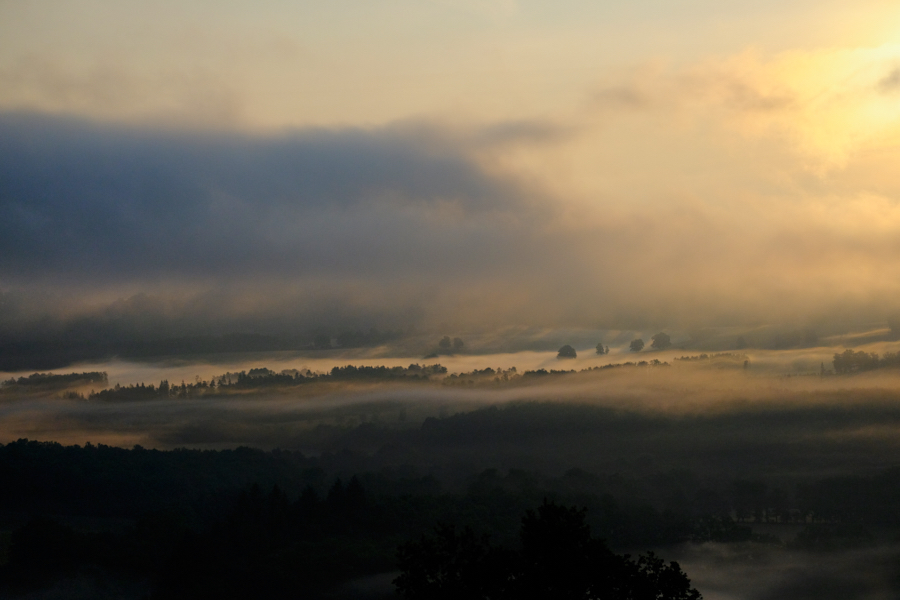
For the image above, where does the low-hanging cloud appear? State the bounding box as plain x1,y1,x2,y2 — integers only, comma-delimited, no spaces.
3,97,900,344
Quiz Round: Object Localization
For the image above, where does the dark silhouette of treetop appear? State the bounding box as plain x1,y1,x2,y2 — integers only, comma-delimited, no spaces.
596,343,608,355
395,500,702,600
557,345,577,359
651,332,671,350
630,339,645,352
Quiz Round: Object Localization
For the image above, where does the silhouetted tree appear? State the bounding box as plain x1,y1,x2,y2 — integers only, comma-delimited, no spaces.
596,343,607,355
395,524,514,600
395,500,701,600
439,336,452,351
630,339,645,352
650,332,671,350
557,345,577,359
453,337,464,351
833,349,880,374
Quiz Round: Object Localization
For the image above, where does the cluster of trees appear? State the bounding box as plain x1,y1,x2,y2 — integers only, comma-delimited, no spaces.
12,357,693,402
83,364,450,401
437,336,465,353
629,333,672,353
395,500,701,600
73,360,689,400
3,432,900,597
557,344,577,359
651,332,671,350
0,439,705,598
443,364,677,386
587,360,669,370
89,380,184,401
1,371,107,389
330,364,448,380
443,367,518,386
596,343,609,355
832,349,900,374
0,477,395,599
88,371,306,401
674,353,746,362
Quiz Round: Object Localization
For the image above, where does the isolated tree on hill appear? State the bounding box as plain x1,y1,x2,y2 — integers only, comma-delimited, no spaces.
596,343,607,355
630,339,644,352
651,332,671,350
438,336,452,350
453,337,464,351
557,345,577,359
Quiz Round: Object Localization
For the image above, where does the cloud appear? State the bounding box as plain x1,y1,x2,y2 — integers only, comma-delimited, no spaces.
0,112,533,282
878,66,900,92
4,90,900,344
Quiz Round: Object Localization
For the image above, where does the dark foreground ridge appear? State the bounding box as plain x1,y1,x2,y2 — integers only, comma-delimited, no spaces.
0,437,897,598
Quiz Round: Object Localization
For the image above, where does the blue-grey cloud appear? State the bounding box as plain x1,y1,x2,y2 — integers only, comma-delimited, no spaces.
0,112,536,282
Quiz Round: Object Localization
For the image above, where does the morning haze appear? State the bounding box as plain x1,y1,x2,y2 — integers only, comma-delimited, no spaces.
2,1,900,599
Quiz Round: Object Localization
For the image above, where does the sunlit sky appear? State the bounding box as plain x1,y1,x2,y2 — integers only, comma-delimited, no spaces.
3,1,900,336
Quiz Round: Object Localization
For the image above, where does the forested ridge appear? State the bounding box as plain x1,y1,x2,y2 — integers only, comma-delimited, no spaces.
0,430,897,598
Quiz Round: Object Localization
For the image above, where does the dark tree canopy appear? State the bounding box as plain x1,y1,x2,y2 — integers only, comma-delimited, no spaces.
395,500,702,600
557,345,577,359
651,332,671,350
832,349,880,374
596,343,607,355
439,336,452,350
630,339,645,352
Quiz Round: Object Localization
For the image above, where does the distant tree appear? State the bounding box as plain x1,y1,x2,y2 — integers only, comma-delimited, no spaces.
438,336,452,350
557,345,577,359
650,332,671,350
453,337,464,351
630,339,644,352
596,343,607,355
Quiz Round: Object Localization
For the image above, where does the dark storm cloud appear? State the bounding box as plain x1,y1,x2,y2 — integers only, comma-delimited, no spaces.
0,112,532,281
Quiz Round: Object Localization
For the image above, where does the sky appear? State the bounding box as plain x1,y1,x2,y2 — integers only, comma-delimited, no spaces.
3,0,900,339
